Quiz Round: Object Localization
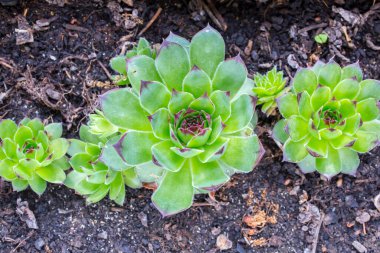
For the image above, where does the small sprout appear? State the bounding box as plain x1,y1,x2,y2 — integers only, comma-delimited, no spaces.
0,118,69,195
273,61,380,179
109,38,156,86
253,67,289,116
314,33,329,44
98,25,264,216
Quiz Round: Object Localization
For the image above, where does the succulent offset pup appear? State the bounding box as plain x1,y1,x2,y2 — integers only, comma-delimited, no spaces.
99,25,264,216
110,38,156,86
273,61,380,179
253,67,289,116
65,123,146,205
0,118,69,195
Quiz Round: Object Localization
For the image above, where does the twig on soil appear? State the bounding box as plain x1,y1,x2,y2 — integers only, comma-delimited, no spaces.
206,0,227,31
96,60,113,80
0,87,13,105
311,212,324,253
331,45,350,62
138,7,162,36
63,24,89,33
297,23,327,34
365,34,380,51
0,58,15,70
8,231,35,253
199,0,227,31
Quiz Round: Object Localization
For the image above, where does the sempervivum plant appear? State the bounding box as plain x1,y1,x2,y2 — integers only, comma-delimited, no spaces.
273,61,380,179
98,25,264,216
110,38,156,85
65,124,142,205
253,67,289,116
0,118,69,194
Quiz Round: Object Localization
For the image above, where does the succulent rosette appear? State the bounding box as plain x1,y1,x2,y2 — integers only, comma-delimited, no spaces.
110,38,156,85
0,118,69,194
65,123,145,205
98,25,264,216
273,61,380,179
253,67,289,116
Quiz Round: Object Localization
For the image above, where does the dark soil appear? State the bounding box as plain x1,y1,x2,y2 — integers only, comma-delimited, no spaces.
0,0,379,252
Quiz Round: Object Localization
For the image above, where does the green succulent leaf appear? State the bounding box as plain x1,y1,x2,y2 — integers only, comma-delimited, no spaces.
191,157,229,190
152,161,193,216
220,135,263,172
110,55,127,76
152,140,186,172
149,108,171,140
190,25,225,78
272,119,289,145
116,131,159,166
356,98,379,122
287,116,309,142
210,90,231,121
140,81,171,114
189,94,215,114
293,68,318,94
168,90,195,114
45,123,63,140
356,79,380,101
0,119,17,139
126,55,162,92
183,66,212,98
318,62,341,89
341,62,363,82
223,94,255,133
212,56,247,96
29,175,47,196
166,32,190,49
36,164,66,183
283,139,308,162
332,79,359,100
156,41,190,91
100,88,151,131
311,86,331,111
277,93,298,118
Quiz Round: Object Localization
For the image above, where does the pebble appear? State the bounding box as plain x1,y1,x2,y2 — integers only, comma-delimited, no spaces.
324,211,338,225
345,195,359,208
97,231,108,240
352,240,367,253
374,22,380,34
34,238,45,250
216,234,232,251
211,226,221,236
287,54,299,69
251,50,259,61
355,212,370,224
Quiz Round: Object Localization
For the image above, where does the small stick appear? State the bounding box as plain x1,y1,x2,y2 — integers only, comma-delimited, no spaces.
298,23,327,34
138,7,162,37
311,212,324,253
96,60,113,80
206,0,227,31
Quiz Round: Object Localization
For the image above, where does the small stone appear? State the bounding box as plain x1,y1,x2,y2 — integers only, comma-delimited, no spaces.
302,225,309,231
211,226,221,236
287,54,299,69
138,212,148,227
34,238,45,250
374,22,380,34
97,231,108,240
324,211,338,225
345,195,359,208
216,234,232,251
374,193,380,212
251,50,259,61
352,240,367,253
355,212,370,224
